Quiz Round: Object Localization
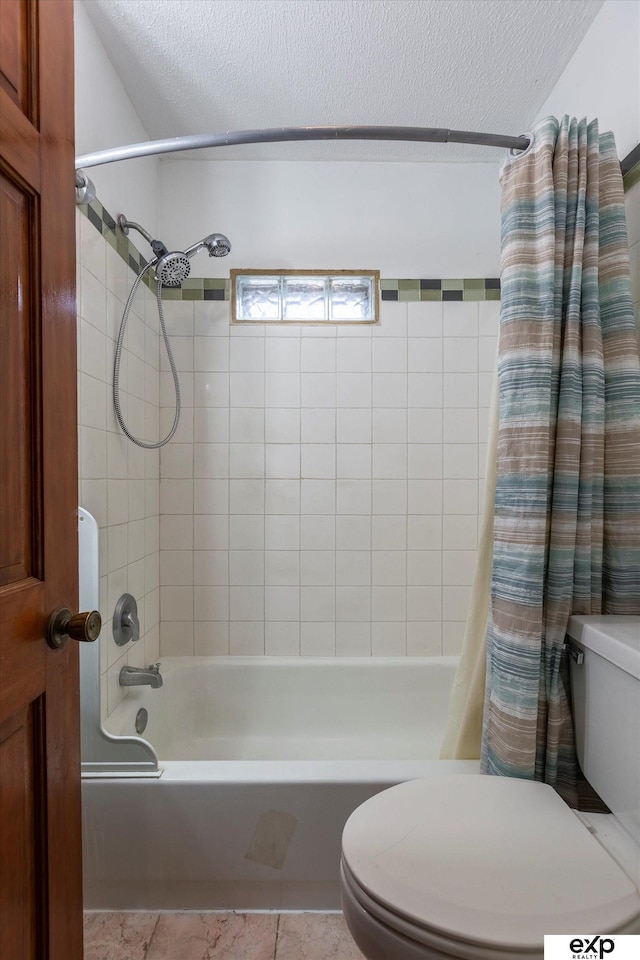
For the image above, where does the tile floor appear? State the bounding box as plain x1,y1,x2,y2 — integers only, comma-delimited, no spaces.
84,911,366,960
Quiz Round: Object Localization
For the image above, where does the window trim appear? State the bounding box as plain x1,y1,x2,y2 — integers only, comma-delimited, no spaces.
230,268,380,325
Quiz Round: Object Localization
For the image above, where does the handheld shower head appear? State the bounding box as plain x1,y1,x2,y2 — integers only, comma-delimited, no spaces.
204,233,232,257
184,233,232,259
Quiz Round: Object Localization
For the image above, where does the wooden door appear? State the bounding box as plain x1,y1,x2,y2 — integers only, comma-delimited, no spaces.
0,1,82,958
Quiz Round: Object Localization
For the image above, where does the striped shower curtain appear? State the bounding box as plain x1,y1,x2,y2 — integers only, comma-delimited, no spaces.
481,116,640,806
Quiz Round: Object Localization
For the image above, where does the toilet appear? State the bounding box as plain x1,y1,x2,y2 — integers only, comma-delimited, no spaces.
340,616,640,959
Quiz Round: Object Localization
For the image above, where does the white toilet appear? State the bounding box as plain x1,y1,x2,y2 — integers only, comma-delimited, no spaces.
341,616,640,959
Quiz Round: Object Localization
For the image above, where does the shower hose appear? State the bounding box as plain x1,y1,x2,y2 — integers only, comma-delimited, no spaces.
113,261,181,449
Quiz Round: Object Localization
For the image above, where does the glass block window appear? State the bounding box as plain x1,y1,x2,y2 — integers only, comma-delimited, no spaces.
232,270,379,324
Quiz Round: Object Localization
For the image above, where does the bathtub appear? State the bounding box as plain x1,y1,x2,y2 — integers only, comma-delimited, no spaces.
82,656,479,910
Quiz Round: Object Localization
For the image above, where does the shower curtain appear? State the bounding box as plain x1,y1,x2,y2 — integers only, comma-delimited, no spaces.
443,116,640,806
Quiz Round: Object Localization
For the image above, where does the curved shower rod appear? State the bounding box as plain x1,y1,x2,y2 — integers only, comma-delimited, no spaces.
74,125,532,199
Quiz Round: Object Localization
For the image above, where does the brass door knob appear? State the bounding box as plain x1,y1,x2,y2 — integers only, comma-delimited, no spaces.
47,607,102,649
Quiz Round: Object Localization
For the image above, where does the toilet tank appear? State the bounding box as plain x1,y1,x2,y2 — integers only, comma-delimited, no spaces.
567,616,640,844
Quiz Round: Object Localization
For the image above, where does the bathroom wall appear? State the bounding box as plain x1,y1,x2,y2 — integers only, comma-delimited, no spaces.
158,160,502,280
157,294,499,657
77,210,161,719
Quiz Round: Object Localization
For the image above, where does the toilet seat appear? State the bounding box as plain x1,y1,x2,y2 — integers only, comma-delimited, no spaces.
341,775,640,957
341,857,540,960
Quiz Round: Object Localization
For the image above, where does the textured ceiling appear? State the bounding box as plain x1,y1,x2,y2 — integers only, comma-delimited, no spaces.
83,0,603,162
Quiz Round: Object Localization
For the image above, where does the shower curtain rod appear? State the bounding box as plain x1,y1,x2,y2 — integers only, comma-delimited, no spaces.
74,124,531,185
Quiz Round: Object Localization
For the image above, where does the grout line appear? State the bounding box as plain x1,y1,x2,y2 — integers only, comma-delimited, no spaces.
404,309,409,657
262,342,267,657
264,344,269,656
336,342,341,657
190,303,196,656
297,337,302,657
227,334,233,654
441,301,445,655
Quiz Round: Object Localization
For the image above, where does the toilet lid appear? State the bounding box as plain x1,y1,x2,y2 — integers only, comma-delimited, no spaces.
342,775,640,951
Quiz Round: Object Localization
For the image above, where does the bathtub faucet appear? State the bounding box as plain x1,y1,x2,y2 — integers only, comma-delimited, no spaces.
119,663,163,688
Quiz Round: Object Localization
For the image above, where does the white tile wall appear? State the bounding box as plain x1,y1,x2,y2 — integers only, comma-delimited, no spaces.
77,212,160,719
159,297,499,657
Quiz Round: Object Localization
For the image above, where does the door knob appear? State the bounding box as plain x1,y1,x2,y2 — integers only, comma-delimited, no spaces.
47,607,102,649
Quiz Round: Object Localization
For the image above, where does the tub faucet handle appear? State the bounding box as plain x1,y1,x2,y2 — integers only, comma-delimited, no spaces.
113,593,140,646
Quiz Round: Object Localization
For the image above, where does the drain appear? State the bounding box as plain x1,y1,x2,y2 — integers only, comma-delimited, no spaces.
135,708,148,735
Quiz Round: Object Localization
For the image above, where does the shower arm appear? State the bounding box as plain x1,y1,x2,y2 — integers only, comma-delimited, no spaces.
74,124,532,196
117,215,167,259
117,215,155,247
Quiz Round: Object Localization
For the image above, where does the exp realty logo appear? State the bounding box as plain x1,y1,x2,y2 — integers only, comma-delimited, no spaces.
544,935,639,959
567,937,615,958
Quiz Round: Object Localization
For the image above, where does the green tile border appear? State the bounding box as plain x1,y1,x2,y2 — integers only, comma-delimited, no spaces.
382,278,502,302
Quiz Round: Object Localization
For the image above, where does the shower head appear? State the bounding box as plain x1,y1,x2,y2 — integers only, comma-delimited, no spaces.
184,233,232,259
117,214,231,287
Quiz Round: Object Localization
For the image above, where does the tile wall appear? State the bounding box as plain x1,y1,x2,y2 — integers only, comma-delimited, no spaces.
158,298,499,657
77,211,161,719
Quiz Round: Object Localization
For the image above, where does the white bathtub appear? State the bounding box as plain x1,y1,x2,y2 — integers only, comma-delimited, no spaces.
82,656,479,910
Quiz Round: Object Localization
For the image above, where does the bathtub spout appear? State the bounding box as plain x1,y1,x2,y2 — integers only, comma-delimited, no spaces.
119,663,163,688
